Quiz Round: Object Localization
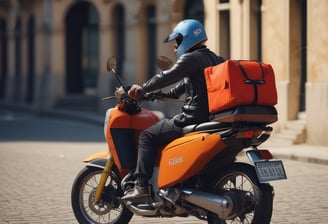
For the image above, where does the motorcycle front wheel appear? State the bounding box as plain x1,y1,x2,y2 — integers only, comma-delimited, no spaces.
207,162,274,224
71,166,133,224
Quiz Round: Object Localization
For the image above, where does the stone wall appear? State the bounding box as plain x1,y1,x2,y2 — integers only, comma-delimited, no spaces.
306,0,328,145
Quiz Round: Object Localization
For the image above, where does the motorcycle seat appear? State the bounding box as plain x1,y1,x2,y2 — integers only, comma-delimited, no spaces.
209,105,277,124
183,122,230,134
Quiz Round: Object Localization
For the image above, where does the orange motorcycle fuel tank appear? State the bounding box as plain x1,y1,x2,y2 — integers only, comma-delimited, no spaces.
157,132,227,189
105,107,160,177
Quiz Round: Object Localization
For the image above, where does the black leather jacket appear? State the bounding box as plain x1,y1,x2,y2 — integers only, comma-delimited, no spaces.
142,46,225,127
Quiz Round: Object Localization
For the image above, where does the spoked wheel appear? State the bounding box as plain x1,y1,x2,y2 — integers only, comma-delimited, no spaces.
71,166,133,224
207,163,274,224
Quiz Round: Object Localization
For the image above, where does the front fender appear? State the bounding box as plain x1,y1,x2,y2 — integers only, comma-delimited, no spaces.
83,152,108,169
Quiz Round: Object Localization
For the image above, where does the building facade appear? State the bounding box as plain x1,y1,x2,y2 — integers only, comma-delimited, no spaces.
0,0,327,145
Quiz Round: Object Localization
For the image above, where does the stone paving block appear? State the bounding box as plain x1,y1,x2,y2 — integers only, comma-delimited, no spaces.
1,111,328,224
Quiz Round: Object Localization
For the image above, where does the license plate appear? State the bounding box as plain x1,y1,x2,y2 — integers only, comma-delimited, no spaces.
254,160,287,183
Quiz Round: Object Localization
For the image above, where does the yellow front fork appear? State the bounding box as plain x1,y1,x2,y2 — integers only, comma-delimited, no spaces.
94,154,114,203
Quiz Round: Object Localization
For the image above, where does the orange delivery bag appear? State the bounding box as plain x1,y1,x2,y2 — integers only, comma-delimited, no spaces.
204,60,278,113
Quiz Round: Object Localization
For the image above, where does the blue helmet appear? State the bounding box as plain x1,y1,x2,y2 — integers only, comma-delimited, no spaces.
164,19,207,58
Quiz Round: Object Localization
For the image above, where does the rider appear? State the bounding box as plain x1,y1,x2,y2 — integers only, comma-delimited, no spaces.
122,19,225,202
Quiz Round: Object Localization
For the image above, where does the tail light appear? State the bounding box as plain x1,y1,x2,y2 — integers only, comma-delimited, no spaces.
236,130,262,139
246,149,273,162
257,149,273,160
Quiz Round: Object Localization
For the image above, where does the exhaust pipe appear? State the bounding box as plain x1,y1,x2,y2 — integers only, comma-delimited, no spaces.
182,189,233,219
125,202,158,216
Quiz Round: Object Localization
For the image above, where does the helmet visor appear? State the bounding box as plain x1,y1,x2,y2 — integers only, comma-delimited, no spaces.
163,32,183,43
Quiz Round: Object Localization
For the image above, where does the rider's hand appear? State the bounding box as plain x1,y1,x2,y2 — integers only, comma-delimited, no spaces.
128,84,145,100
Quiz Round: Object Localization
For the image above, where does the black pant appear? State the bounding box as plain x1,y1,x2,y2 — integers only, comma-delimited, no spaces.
134,118,183,179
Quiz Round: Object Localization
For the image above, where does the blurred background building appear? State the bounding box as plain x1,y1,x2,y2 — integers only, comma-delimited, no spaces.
0,0,327,146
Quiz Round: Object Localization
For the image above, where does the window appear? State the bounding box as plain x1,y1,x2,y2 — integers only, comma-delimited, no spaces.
146,5,156,79
218,2,230,59
0,19,7,99
184,0,205,24
26,15,35,103
113,4,125,77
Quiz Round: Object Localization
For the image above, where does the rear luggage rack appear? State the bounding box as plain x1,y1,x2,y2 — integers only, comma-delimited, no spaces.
210,105,278,124
221,124,273,147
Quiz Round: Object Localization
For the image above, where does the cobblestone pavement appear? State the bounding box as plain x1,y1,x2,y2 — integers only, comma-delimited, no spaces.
1,111,328,223
1,142,328,224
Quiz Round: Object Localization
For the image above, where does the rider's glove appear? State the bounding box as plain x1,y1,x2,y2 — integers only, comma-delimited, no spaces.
128,84,145,100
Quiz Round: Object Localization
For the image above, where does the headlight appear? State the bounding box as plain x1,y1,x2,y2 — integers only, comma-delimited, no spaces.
115,86,126,100
104,109,112,139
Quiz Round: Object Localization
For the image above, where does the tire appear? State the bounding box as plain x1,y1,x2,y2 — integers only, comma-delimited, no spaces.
71,166,133,224
207,163,274,224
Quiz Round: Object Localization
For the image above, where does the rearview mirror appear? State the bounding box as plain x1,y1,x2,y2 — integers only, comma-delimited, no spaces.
156,56,173,71
107,56,117,71
106,56,124,86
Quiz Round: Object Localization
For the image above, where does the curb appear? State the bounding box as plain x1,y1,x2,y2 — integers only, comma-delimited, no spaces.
266,143,328,166
0,101,104,126
272,152,328,166
40,109,104,126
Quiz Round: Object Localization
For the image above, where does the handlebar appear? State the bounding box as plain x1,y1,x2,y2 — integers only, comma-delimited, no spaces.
142,92,164,101
103,86,182,104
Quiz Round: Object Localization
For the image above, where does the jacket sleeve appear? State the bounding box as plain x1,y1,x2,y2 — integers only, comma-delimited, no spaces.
158,80,185,99
142,53,195,93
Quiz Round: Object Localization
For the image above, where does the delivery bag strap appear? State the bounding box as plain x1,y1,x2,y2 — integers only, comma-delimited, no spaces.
237,60,265,105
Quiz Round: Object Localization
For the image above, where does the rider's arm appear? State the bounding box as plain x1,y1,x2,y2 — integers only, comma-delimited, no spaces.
142,53,195,93
157,80,185,99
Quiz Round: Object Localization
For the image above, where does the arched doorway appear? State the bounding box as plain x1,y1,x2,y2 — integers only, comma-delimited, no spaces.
299,0,307,112
0,19,7,99
14,17,22,101
65,1,99,95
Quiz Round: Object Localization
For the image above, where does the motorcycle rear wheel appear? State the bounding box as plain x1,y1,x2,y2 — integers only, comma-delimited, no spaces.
71,166,133,224
207,162,274,224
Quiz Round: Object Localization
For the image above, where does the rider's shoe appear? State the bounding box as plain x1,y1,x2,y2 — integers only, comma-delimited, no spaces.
122,177,150,203
121,184,150,203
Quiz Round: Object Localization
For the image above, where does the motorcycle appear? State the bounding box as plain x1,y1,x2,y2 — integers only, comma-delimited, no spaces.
71,56,287,224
